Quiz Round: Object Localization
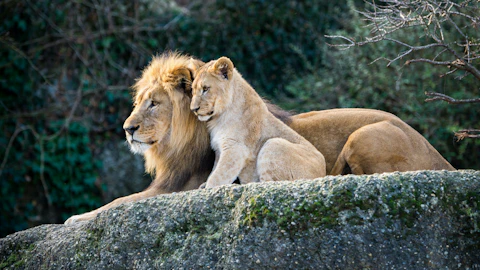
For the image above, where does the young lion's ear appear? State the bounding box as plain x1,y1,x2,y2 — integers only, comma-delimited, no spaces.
163,67,192,94
187,58,205,78
211,57,234,80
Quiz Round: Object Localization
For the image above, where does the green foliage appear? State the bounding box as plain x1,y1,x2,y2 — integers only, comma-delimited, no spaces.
167,0,355,96
279,2,480,169
0,119,101,235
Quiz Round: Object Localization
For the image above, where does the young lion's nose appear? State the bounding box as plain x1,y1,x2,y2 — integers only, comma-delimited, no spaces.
124,125,140,135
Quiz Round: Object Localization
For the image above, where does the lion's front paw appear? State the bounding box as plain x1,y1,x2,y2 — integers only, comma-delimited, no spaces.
64,215,83,225
64,212,97,225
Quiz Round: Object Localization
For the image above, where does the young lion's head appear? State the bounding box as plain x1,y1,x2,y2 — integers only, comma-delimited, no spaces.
190,57,235,122
123,52,206,173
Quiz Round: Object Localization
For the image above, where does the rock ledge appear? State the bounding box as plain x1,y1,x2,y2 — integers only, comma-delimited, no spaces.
1,170,479,269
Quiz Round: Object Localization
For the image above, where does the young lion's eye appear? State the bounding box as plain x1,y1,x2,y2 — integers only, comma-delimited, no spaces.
202,86,210,95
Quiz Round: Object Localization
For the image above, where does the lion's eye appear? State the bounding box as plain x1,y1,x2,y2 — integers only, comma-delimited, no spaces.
149,101,158,108
202,86,210,95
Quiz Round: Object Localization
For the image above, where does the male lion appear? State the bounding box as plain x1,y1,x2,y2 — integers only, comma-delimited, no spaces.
65,53,215,224
65,52,454,225
190,57,326,187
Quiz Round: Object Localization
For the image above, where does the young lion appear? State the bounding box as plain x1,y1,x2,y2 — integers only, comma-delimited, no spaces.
190,57,326,188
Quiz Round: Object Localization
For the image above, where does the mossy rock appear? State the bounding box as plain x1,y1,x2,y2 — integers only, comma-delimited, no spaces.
1,170,479,269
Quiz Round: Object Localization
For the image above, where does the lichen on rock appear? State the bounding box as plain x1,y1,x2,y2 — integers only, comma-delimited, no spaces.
1,170,479,269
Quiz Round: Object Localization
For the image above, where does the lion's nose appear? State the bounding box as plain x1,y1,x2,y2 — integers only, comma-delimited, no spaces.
191,106,200,113
124,125,140,135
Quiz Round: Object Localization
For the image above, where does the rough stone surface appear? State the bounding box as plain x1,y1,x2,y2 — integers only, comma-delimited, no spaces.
1,170,479,269
98,141,151,202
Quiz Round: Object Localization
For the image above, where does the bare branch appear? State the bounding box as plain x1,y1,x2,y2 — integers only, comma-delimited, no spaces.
324,35,357,49
38,138,52,207
407,58,456,66
0,123,52,205
388,48,413,66
326,0,480,80
0,125,30,177
455,129,480,140
0,35,51,85
425,91,480,104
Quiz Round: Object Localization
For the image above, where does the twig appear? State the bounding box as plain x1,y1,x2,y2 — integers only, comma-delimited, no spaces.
0,35,51,85
424,91,480,104
455,129,480,141
0,123,53,205
0,124,29,177
38,137,52,206
44,83,83,141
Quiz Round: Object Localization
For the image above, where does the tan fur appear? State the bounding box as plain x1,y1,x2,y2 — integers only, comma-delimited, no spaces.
65,53,454,224
190,57,326,188
289,109,455,174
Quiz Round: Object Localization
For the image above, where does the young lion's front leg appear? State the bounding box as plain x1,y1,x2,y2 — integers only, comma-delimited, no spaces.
205,145,249,188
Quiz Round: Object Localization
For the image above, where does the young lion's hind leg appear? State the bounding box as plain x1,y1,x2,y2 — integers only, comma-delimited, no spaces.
257,138,326,182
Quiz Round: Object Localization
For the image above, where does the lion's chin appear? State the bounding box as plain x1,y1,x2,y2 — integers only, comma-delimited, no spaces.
127,139,156,154
197,115,213,122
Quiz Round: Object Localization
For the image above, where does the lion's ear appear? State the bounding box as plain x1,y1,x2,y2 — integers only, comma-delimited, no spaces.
211,57,234,80
164,67,193,94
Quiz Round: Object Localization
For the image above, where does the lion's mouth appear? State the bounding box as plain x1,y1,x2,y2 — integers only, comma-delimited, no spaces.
194,109,215,122
129,138,157,145
126,138,157,154
194,110,213,115
196,111,214,117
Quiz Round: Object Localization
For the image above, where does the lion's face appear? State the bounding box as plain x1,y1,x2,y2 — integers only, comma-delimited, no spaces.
123,88,173,154
190,57,234,122
123,54,203,154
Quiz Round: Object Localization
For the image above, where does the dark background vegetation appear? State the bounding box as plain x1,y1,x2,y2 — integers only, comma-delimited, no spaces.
1,0,478,237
